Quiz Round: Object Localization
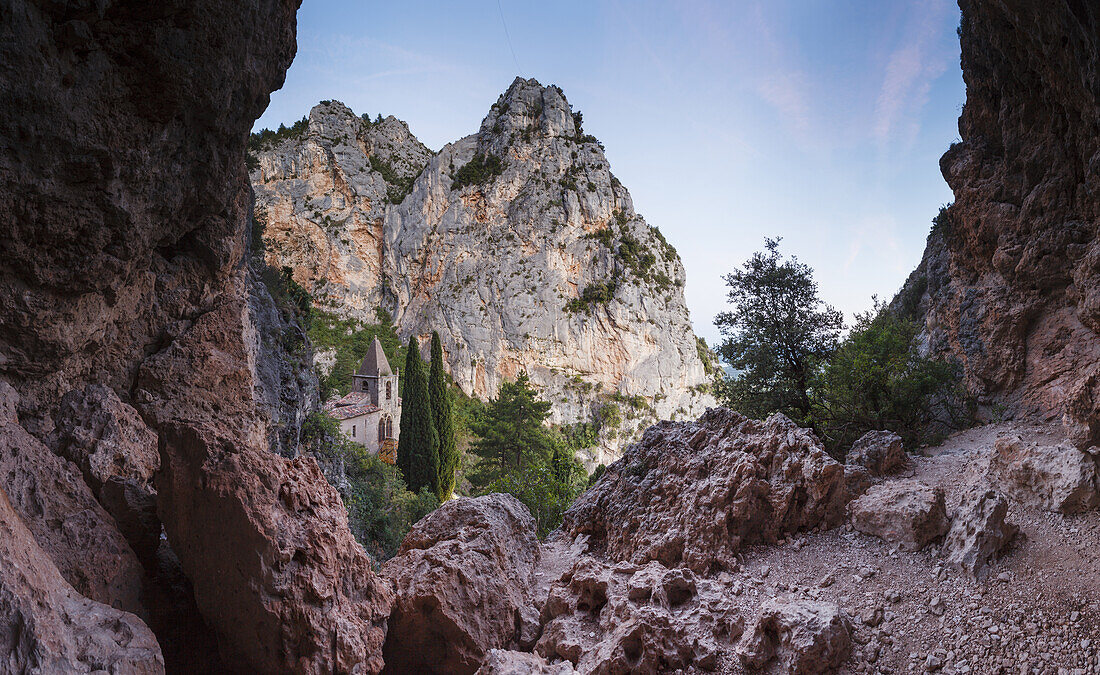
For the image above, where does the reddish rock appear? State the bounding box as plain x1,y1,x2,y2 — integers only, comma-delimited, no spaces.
477,650,577,675
381,494,542,675
943,489,1018,580
737,597,852,674
0,484,164,674
990,435,1100,513
848,480,949,552
846,430,906,476
896,0,1100,436
0,383,145,616
560,409,849,572
537,557,743,674
137,296,394,673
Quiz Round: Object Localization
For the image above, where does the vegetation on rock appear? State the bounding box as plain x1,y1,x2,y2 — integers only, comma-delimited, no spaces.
430,332,458,501
302,412,437,560
451,152,505,190
397,337,441,496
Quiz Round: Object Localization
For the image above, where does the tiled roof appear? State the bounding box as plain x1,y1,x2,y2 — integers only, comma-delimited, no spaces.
331,391,371,407
329,403,381,420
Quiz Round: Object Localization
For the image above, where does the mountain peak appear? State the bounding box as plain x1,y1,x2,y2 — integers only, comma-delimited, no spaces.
479,77,577,140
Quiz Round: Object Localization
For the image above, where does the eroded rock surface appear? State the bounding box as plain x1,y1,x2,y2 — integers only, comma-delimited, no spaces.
846,430,906,476
0,383,145,616
0,484,164,674
989,435,1100,513
737,597,852,675
536,557,743,674
382,494,542,675
848,480,949,552
560,408,849,572
477,650,577,675
895,0,1100,439
943,489,1017,580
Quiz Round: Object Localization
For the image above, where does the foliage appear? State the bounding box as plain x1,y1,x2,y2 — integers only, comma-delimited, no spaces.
451,152,505,190
429,332,458,501
695,336,718,376
301,412,438,560
248,116,309,152
369,154,422,204
469,374,585,537
397,337,440,496
564,280,618,313
587,463,607,487
308,308,403,401
813,301,965,456
713,238,843,427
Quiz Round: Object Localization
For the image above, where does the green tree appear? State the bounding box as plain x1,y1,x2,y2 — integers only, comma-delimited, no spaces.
714,238,843,426
429,332,458,501
397,337,440,495
813,301,964,456
468,372,554,489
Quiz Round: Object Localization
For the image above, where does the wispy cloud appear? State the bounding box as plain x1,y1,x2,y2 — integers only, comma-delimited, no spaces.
757,71,811,133
873,0,952,149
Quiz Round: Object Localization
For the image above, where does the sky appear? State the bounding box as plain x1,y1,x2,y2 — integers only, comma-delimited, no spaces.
255,0,965,347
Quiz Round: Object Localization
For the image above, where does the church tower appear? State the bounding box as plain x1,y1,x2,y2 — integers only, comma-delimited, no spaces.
352,337,400,443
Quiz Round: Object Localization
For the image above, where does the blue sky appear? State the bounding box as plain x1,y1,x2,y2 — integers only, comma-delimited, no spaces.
255,0,965,346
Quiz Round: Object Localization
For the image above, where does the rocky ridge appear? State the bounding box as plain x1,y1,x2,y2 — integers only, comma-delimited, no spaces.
897,0,1100,444
251,80,715,463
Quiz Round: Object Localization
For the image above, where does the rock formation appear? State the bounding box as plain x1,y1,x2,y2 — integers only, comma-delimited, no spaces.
382,494,542,675
536,557,743,673
0,0,393,670
559,408,849,573
989,434,1100,513
942,489,1017,580
737,597,852,675
845,430,906,476
897,0,1100,442
0,484,164,674
250,80,715,463
848,480,950,552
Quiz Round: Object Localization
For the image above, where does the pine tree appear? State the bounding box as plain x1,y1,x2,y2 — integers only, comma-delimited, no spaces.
396,337,440,495
429,332,458,501
468,372,553,490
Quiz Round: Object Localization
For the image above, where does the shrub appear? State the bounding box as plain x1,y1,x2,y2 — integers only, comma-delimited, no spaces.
451,153,505,190
248,116,309,152
565,280,617,313
301,412,438,560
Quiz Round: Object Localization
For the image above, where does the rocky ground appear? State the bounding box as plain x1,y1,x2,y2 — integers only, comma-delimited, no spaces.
528,421,1100,674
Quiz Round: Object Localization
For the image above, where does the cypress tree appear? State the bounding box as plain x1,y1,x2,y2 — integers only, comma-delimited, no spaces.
429,331,458,501
396,337,440,495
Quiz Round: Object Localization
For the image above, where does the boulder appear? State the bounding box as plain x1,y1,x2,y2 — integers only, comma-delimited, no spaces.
848,480,949,551
137,298,395,674
382,494,542,675
989,435,1100,513
560,409,849,573
943,490,1017,580
477,650,577,675
0,484,164,674
53,384,160,493
846,430,906,475
0,383,146,616
536,557,743,674
737,597,852,674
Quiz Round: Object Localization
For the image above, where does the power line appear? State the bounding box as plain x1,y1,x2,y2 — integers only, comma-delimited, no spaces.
497,0,522,76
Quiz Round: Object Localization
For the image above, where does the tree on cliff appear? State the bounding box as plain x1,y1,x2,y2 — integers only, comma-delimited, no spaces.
468,372,554,488
397,337,440,496
469,372,585,536
429,331,458,501
714,238,843,427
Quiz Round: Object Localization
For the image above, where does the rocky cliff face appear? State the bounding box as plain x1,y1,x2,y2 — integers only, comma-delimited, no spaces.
899,0,1100,444
0,0,392,671
251,80,714,462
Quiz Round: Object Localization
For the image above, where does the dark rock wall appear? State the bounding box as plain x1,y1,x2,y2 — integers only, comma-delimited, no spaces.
0,1,393,671
901,0,1100,439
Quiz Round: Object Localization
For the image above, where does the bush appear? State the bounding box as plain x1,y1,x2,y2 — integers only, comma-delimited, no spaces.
565,280,617,313
301,412,438,560
451,153,505,190
813,302,965,457
248,116,309,152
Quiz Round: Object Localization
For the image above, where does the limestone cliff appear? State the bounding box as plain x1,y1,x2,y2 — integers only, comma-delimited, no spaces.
898,0,1100,445
251,79,715,462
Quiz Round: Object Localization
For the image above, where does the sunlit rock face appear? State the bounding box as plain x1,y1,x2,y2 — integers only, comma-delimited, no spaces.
897,0,1100,442
252,78,715,463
